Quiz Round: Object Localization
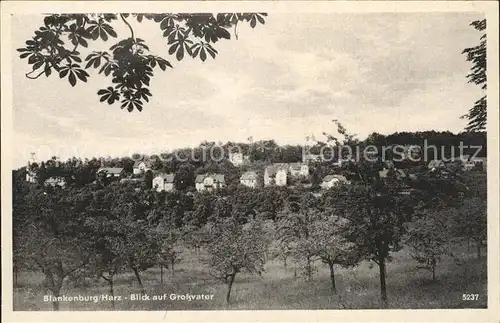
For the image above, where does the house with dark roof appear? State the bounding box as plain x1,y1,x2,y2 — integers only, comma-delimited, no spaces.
195,173,225,192
240,171,258,188
320,174,349,189
97,167,126,178
264,165,287,186
152,173,175,192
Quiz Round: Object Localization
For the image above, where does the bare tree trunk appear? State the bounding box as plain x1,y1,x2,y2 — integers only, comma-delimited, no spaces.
306,256,312,280
226,273,236,305
378,260,388,308
171,259,175,276
328,262,336,293
132,267,145,293
51,290,60,311
476,242,481,259
109,277,115,309
160,264,163,285
431,258,436,281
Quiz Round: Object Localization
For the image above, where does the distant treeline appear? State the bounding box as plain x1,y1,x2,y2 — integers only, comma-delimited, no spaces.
13,130,487,190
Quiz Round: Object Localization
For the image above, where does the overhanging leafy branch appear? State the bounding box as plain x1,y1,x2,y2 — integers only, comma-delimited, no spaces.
17,13,267,112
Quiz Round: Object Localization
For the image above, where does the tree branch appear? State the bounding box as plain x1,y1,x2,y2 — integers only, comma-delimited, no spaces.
25,18,84,80
101,274,111,283
120,14,135,40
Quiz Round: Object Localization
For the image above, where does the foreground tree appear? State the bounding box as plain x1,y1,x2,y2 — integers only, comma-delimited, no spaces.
329,174,412,308
203,216,269,305
450,197,487,258
310,212,360,294
91,247,126,309
21,187,93,311
276,204,317,280
462,19,487,131
85,184,159,292
17,13,267,112
155,217,183,281
404,210,451,281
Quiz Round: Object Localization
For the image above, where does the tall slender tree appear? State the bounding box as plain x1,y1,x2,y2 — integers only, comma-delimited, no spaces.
462,19,487,131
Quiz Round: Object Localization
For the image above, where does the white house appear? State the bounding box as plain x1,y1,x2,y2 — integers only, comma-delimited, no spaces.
152,173,175,192
44,176,67,188
25,154,38,183
264,165,287,186
26,167,37,183
240,171,258,188
195,174,225,192
229,152,246,166
320,175,349,189
288,163,309,177
272,163,309,177
133,160,152,175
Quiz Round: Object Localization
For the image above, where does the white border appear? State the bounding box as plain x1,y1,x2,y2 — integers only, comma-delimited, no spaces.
1,1,499,322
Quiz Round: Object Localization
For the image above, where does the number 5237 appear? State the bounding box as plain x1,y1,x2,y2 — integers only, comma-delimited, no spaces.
462,294,479,301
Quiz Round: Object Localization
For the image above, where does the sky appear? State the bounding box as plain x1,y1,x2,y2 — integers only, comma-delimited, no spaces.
11,12,485,168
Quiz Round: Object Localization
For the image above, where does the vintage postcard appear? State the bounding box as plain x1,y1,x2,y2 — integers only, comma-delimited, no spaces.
1,1,499,322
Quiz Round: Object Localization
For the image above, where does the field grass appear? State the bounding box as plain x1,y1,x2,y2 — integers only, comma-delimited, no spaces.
13,244,487,311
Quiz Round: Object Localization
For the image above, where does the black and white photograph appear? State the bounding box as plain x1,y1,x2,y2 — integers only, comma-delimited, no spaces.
1,1,499,322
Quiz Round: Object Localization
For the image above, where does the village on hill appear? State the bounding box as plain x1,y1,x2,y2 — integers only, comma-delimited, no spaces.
21,135,487,196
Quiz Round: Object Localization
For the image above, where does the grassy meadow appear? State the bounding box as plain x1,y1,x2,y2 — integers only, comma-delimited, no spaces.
13,243,487,311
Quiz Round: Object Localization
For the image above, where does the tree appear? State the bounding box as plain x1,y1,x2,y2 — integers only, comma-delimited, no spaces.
155,217,183,281
330,177,412,307
174,163,195,191
203,216,268,305
12,169,33,287
450,197,487,258
85,184,159,292
310,212,360,295
114,190,159,292
461,19,487,131
276,203,318,281
17,13,267,112
91,246,126,309
144,169,153,189
404,210,450,281
21,187,93,311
